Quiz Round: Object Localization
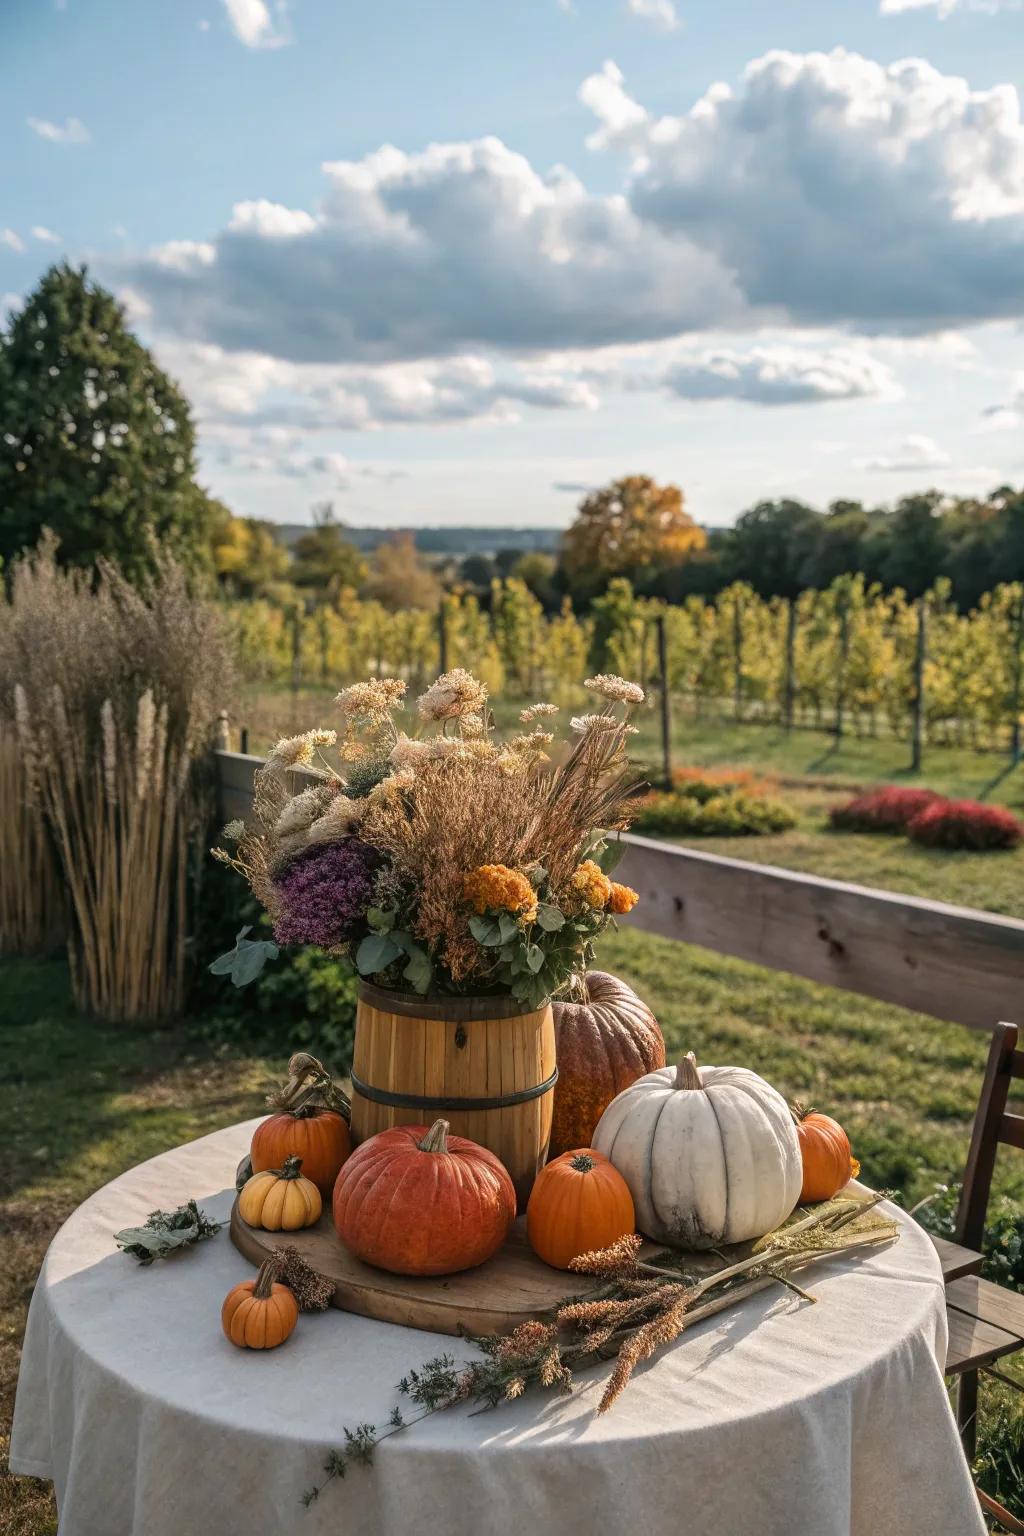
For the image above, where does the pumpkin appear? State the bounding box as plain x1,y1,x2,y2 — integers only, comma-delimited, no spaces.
792,1104,860,1202
526,1149,635,1270
333,1118,516,1276
592,1052,802,1249
222,1258,298,1349
237,1155,322,1231
251,1052,352,1200
550,971,666,1158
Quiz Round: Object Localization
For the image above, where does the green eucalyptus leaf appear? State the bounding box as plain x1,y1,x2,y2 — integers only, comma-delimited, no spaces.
595,839,626,876
401,945,433,995
525,943,545,974
356,932,403,975
497,912,520,943
535,903,565,932
469,914,503,946
366,907,396,933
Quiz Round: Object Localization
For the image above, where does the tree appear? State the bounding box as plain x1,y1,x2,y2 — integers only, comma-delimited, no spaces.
363,532,442,610
0,263,213,576
290,503,367,596
725,499,821,599
560,475,705,595
511,551,558,610
877,492,948,599
212,512,290,597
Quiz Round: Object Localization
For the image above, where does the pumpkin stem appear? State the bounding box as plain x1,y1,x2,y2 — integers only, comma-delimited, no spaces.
570,1153,596,1173
418,1119,450,1154
674,1052,702,1091
268,1052,352,1123
790,1101,815,1124
252,1254,285,1299
277,1154,305,1180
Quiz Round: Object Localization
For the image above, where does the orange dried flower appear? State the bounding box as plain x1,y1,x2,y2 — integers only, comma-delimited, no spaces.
608,881,639,915
463,863,538,923
570,859,612,909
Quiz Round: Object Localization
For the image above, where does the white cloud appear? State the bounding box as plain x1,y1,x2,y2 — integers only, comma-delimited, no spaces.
858,434,952,471
1,229,25,253
222,0,289,48
199,18,211,31
880,0,1019,14
120,48,1024,373
27,115,90,144
31,226,61,245
657,345,900,405
626,0,680,30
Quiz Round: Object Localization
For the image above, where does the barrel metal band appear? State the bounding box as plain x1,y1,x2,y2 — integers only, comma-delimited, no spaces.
349,1066,558,1113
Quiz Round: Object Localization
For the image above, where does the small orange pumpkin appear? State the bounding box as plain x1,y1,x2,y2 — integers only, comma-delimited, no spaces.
222,1258,299,1349
527,1148,636,1270
237,1155,322,1231
792,1104,860,1202
333,1118,516,1276
251,1053,352,1200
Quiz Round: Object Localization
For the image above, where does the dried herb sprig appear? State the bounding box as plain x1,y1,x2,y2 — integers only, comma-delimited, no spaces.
303,1193,898,1506
114,1200,221,1264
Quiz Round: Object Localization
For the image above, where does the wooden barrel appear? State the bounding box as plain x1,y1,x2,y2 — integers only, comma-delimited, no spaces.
350,982,557,1208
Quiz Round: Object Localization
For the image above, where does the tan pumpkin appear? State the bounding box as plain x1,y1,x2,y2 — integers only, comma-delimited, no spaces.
792,1104,860,1202
237,1155,322,1231
222,1259,298,1349
550,971,665,1158
527,1149,635,1270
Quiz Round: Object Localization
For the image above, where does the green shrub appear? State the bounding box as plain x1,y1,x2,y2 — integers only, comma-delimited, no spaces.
188,856,358,1066
917,1184,1024,1294
635,789,796,838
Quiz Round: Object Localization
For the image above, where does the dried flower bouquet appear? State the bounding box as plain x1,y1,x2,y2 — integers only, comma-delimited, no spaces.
214,669,644,1007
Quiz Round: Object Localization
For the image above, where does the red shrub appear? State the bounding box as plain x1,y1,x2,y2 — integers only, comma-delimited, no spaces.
906,799,1024,852
830,785,942,834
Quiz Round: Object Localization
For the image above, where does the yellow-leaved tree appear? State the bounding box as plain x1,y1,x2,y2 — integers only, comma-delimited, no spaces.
561,476,706,592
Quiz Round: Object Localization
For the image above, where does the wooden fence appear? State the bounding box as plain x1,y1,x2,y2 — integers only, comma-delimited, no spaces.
216,750,1024,1033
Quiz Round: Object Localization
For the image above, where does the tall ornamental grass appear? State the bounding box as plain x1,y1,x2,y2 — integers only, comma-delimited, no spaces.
0,718,64,955
0,536,233,1020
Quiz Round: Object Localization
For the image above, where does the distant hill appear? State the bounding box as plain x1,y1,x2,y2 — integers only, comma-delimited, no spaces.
273,525,562,558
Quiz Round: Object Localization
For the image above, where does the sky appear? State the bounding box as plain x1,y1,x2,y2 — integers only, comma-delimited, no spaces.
2,0,1024,531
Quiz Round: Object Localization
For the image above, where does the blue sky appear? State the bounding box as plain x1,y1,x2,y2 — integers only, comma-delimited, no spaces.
3,0,1024,529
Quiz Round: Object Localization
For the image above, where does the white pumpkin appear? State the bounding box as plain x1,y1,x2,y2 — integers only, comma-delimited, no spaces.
591,1052,802,1249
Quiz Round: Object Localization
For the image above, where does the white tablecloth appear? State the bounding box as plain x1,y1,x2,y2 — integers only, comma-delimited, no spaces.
11,1118,985,1536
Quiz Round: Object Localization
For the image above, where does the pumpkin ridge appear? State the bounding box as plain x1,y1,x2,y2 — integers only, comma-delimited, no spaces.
644,1089,676,1240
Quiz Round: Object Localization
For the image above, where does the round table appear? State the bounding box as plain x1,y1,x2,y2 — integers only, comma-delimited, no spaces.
11,1119,986,1536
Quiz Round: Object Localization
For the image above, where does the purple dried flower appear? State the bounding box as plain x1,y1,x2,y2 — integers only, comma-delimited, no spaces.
272,839,380,948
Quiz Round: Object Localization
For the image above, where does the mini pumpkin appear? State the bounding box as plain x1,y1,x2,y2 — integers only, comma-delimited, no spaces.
333,1118,516,1276
792,1104,860,1202
251,1052,352,1200
550,972,665,1159
527,1149,635,1270
237,1155,322,1231
222,1258,298,1349
592,1052,802,1249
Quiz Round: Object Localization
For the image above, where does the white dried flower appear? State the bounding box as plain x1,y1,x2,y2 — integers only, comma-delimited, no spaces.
222,819,246,842
389,735,431,769
336,678,406,724
306,794,366,845
571,713,618,734
417,668,488,722
584,674,645,705
274,785,332,838
519,703,559,723
268,728,337,769
135,690,156,800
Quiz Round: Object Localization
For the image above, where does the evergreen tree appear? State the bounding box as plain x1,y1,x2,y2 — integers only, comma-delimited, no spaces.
0,263,213,576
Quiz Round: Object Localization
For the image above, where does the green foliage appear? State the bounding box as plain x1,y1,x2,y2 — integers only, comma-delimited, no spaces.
0,264,214,577
113,1200,221,1264
917,1185,1024,1294
291,504,367,596
635,788,796,837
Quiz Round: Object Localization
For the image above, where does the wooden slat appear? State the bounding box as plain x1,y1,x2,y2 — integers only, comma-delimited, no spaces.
999,1112,1024,1149
613,831,1024,1032
945,1305,1020,1373
931,1234,983,1281
214,752,1024,1030
947,1276,1024,1344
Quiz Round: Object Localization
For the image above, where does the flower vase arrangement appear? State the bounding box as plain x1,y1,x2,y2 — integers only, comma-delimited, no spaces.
214,668,644,1201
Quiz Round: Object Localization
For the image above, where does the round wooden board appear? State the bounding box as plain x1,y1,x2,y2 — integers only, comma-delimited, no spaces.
230,1199,649,1336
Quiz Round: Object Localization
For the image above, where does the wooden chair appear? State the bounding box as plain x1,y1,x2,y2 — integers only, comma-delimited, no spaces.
938,1021,1024,1535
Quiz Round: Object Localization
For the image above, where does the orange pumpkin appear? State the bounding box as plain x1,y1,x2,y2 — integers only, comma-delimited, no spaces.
251,1110,350,1201
222,1259,299,1350
527,1149,635,1270
792,1104,860,1202
333,1118,516,1276
550,972,665,1158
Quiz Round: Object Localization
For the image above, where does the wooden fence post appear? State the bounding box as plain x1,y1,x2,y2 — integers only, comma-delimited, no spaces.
911,596,927,773
657,613,673,790
215,710,230,752
438,593,449,676
834,595,849,742
783,600,797,733
1010,592,1024,766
